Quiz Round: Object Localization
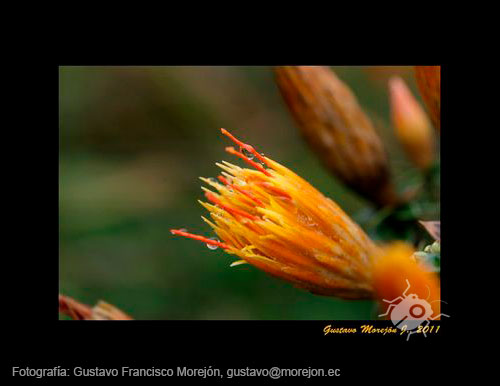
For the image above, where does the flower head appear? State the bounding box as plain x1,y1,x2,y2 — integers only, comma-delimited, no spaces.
171,129,381,299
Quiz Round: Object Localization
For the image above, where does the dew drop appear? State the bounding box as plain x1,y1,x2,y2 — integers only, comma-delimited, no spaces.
207,177,217,184
206,237,219,250
298,213,316,227
241,147,254,160
179,228,187,232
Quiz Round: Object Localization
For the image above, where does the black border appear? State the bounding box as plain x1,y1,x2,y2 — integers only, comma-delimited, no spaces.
7,63,455,381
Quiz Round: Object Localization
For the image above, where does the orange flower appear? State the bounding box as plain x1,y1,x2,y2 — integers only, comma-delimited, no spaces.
171,129,380,299
415,66,441,131
372,242,441,317
389,76,436,170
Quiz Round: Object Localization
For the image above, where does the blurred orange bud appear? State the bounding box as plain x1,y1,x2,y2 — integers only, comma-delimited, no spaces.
274,66,398,207
415,66,440,131
59,294,133,320
389,77,436,170
372,242,442,318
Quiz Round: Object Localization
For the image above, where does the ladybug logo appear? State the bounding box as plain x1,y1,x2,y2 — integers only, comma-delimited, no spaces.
379,279,449,340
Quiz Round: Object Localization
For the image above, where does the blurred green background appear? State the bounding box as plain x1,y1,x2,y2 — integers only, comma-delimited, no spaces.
59,66,422,320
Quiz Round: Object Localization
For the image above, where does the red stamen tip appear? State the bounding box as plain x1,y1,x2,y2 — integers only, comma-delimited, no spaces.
217,175,264,206
205,191,259,221
225,146,271,177
220,128,270,167
170,229,230,249
256,181,292,200
217,175,229,185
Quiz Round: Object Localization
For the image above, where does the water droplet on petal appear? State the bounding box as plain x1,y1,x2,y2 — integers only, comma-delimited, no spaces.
206,238,219,250
179,228,187,232
207,177,217,184
242,148,254,160
298,213,316,227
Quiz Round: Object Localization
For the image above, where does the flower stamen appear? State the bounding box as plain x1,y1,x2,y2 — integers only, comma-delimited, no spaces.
204,191,259,221
254,181,292,201
220,128,269,166
170,229,230,249
225,146,271,176
217,175,265,206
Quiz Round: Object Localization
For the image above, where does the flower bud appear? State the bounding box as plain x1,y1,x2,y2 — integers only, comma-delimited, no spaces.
389,76,436,170
274,66,397,207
